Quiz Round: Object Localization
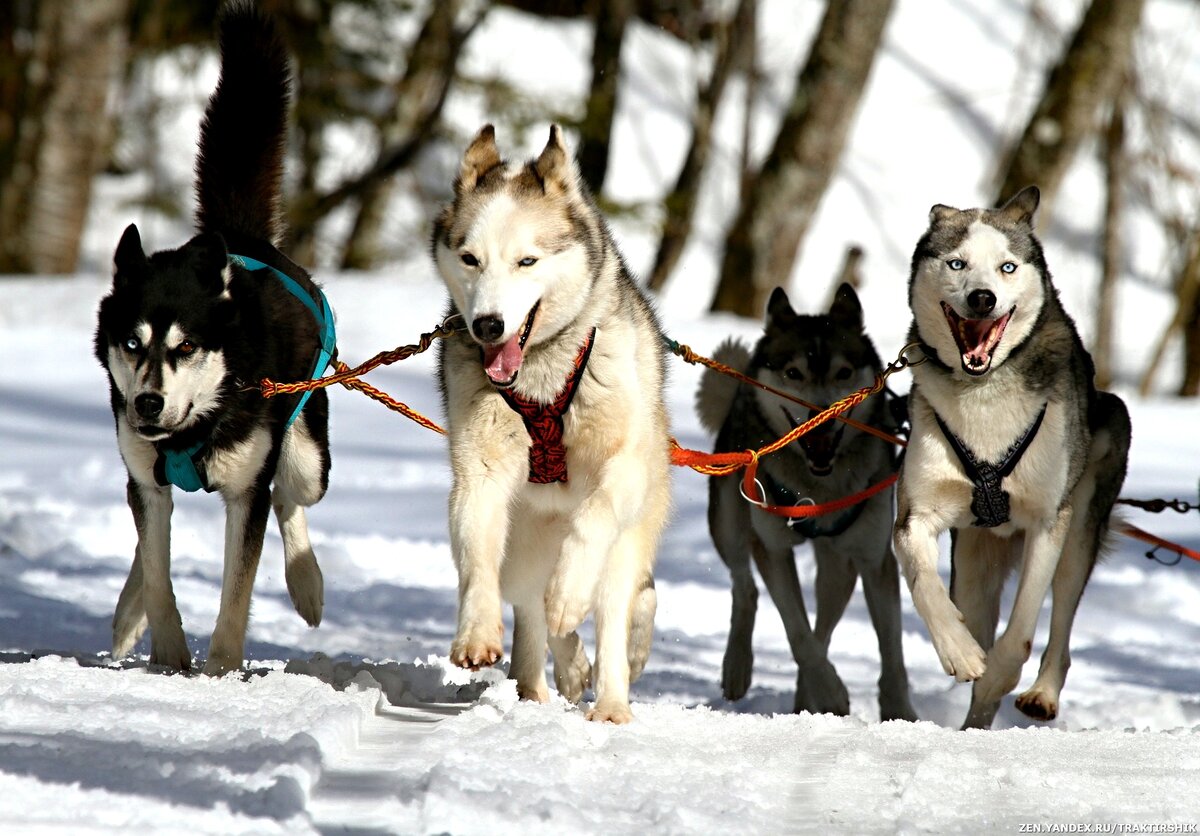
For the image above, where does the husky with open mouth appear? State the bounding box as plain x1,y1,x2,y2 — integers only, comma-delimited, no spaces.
696,284,916,720
431,125,670,723
894,186,1130,728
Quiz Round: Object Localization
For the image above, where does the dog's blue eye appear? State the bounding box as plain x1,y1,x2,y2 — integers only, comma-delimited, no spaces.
518,257,538,268
123,337,141,352
1000,261,1017,274
948,258,966,270
460,252,479,267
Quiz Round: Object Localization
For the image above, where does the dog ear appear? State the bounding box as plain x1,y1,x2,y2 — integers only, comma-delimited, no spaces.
997,185,1040,227
534,124,578,196
766,287,795,321
187,232,230,295
457,124,501,193
928,204,959,225
828,282,863,331
113,224,147,287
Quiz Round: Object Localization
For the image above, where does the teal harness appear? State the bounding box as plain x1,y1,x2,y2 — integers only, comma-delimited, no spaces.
154,253,336,493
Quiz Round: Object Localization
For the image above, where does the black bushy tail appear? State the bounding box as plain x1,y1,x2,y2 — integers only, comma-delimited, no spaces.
194,1,290,245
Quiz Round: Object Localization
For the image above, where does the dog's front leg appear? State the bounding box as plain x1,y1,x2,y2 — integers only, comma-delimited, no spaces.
969,506,1071,716
894,507,987,682
124,478,191,670
449,466,521,669
204,481,272,676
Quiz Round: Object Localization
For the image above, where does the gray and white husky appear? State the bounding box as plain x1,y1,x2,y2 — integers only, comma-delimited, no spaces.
431,125,670,723
893,185,1130,729
95,4,330,675
697,284,917,720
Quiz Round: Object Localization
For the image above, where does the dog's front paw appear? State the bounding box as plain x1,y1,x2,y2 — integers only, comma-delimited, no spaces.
796,659,850,716
286,553,324,627
148,627,192,672
202,653,242,678
1014,687,1059,721
720,645,754,702
544,576,594,637
450,623,504,669
930,619,987,682
587,699,634,724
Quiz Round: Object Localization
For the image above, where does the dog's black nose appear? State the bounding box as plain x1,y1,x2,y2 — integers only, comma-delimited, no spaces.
967,289,996,316
472,315,505,343
135,393,165,420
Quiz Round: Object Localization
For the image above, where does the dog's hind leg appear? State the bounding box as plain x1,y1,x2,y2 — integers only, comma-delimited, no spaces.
126,478,191,670
548,631,591,704
752,536,849,716
204,481,272,676
112,548,149,660
952,528,1017,728
273,413,328,628
853,534,917,721
626,572,656,683
511,605,550,702
813,543,858,650
709,475,757,701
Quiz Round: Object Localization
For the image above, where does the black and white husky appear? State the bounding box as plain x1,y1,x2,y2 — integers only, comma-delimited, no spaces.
697,284,916,720
893,186,1130,728
95,3,333,675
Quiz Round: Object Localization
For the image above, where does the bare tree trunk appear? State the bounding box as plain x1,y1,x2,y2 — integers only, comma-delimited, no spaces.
646,0,753,292
1139,225,1200,397
340,0,463,269
710,0,894,317
577,0,635,194
0,0,129,274
1093,90,1125,390
992,0,1145,216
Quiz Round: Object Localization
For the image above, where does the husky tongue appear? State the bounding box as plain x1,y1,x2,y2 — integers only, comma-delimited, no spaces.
961,318,994,366
482,334,524,383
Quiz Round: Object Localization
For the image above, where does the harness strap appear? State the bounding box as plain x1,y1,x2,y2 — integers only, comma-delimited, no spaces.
154,252,336,493
935,403,1047,527
757,469,869,539
499,328,596,484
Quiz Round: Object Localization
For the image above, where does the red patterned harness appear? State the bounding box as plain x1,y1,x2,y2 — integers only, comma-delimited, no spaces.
499,328,596,484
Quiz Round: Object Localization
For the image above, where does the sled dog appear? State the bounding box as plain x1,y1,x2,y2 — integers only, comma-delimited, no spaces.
432,125,670,723
893,186,1130,728
95,3,333,675
698,284,916,720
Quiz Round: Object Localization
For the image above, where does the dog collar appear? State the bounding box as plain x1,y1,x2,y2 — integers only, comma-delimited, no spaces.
152,250,336,493
935,403,1047,528
758,469,867,539
499,328,596,484
155,441,210,493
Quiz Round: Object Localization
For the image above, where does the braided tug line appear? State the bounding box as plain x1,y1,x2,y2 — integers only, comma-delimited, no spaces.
258,319,1199,561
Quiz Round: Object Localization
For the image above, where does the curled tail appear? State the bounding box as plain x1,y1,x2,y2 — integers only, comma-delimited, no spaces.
194,1,290,245
695,338,752,435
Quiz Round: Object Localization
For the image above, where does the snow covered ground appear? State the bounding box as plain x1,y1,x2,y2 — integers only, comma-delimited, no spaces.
3,0,1200,832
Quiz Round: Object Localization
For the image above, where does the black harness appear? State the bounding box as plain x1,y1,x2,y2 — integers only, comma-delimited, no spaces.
934,404,1047,528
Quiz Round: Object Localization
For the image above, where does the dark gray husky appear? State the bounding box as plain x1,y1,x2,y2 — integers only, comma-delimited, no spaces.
95,3,333,675
697,284,916,720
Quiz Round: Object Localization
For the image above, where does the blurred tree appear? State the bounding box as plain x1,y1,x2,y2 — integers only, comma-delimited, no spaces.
1140,224,1200,397
710,0,894,317
577,0,635,194
992,0,1145,216
647,0,753,293
1093,82,1126,391
0,0,130,274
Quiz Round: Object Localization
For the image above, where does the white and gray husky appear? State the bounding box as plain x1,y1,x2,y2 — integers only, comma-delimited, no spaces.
431,125,670,723
95,4,331,675
698,284,916,720
894,185,1130,729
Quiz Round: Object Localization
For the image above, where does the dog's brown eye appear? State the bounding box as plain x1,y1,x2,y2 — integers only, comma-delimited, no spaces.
176,340,196,356
785,368,804,381
835,367,852,381
461,252,479,267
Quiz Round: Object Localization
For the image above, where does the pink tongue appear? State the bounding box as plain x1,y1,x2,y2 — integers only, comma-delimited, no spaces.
961,319,993,362
482,334,524,382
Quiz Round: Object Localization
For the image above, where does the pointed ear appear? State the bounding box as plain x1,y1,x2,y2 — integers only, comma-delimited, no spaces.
997,185,1040,226
534,124,577,195
828,282,863,330
113,224,146,284
187,232,229,294
457,124,501,193
929,204,959,225
766,287,794,322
